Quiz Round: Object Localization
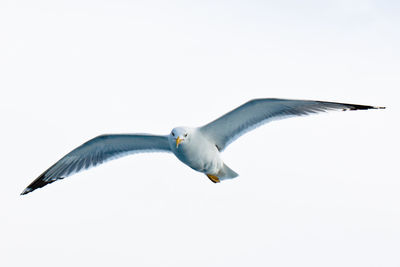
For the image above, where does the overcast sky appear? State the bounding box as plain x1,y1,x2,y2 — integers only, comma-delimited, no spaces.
0,1,398,266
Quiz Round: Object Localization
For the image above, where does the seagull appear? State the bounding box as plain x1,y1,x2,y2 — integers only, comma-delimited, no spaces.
21,98,385,195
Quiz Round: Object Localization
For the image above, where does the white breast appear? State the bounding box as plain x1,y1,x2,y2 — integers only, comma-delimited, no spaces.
171,129,223,174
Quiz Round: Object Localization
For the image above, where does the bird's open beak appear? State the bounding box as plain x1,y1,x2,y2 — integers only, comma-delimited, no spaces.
175,136,183,148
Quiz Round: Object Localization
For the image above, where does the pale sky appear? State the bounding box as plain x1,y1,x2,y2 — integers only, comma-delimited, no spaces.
0,1,399,266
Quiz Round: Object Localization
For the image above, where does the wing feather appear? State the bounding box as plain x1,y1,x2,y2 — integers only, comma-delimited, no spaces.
21,134,171,195
200,98,384,151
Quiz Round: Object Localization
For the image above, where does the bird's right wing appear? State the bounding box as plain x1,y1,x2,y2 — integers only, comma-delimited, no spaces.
21,134,171,195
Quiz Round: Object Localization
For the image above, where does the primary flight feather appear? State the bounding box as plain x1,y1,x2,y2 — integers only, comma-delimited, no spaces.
21,98,384,195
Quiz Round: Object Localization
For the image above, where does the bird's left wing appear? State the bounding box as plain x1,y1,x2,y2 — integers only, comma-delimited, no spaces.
200,98,384,151
21,134,171,195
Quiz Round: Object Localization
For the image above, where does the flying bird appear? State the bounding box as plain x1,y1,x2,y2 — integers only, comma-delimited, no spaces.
21,98,385,195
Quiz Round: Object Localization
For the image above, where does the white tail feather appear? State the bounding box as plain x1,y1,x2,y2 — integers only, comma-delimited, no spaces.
218,163,239,180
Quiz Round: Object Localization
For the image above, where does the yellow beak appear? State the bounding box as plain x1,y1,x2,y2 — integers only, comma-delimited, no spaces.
175,136,183,148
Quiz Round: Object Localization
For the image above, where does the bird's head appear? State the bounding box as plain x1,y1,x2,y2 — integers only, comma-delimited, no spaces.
169,127,194,149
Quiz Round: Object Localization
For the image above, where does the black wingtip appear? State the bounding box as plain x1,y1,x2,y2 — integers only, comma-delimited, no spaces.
20,188,33,195
20,180,55,196
341,104,386,111
20,172,59,196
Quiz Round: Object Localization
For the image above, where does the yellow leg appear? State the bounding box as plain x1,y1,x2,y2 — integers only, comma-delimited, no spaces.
206,174,220,183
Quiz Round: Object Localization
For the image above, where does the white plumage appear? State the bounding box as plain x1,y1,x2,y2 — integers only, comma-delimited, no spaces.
21,98,384,195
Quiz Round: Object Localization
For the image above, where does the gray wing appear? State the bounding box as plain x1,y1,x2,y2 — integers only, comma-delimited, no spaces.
21,134,171,195
200,98,384,151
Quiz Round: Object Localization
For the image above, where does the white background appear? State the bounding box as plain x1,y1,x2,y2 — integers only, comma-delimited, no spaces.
1,1,398,266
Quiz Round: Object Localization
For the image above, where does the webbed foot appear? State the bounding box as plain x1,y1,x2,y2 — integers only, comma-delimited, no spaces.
206,174,220,183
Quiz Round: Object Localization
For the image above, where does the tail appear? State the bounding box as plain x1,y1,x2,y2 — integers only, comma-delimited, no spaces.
218,163,239,181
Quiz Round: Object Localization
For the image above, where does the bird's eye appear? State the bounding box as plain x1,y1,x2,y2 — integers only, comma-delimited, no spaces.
172,132,175,136
184,133,188,138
